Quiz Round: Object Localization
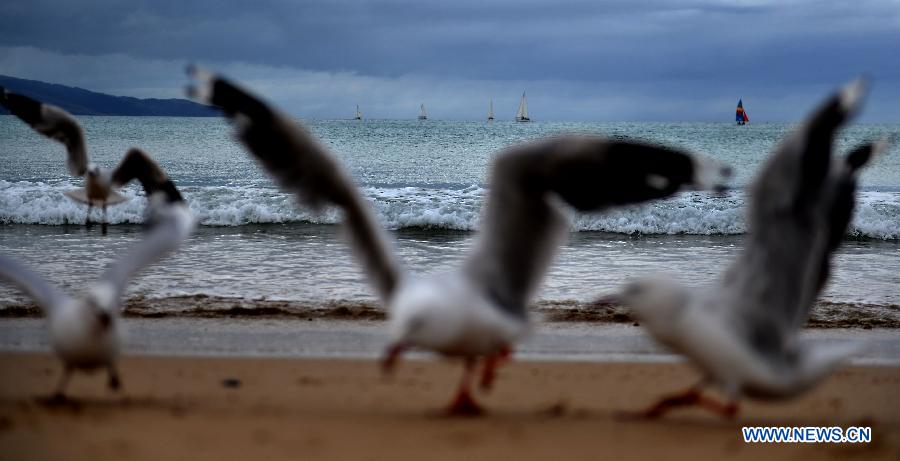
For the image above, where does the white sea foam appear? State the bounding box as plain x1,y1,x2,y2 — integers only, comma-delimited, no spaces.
1,180,898,239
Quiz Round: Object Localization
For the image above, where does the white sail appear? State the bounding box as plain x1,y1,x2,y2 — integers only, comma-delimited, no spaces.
488,99,494,120
419,103,427,120
516,91,530,122
355,105,362,120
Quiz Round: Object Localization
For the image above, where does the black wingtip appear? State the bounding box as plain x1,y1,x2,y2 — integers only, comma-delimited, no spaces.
112,148,184,203
188,72,273,122
846,137,889,172
2,90,44,125
846,145,872,172
157,180,185,204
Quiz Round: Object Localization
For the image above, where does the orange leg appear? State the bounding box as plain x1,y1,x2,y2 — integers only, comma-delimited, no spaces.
446,358,483,417
380,342,407,375
480,345,511,391
627,386,739,420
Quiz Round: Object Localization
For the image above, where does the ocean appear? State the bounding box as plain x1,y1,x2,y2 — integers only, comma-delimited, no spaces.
1,117,898,327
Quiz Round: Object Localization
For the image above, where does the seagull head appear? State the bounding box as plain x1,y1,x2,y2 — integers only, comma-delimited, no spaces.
610,278,691,341
80,282,118,334
84,163,114,194
86,163,102,178
381,279,468,374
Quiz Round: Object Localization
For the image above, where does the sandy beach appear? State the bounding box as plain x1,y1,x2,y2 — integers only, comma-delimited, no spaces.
0,352,897,460
2,2,900,460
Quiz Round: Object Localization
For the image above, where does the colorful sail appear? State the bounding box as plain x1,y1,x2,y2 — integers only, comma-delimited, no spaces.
736,99,749,125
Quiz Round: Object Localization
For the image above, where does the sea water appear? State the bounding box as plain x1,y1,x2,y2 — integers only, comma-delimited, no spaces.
1,117,898,325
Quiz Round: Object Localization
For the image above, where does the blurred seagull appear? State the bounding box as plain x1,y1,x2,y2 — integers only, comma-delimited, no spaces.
0,149,194,399
0,87,133,232
610,78,882,419
187,66,732,415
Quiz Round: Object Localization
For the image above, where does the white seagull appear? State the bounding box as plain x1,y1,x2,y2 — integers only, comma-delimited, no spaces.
0,149,194,399
187,67,732,415
1,87,131,232
610,78,884,419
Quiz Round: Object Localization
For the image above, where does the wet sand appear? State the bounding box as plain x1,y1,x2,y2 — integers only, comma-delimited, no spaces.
2,319,899,364
0,352,898,460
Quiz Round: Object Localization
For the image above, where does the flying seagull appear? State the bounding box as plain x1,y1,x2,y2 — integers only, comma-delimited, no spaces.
609,78,882,419
187,66,732,415
0,149,194,399
0,87,132,232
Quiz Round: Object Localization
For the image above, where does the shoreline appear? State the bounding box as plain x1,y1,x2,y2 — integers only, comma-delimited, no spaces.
1,295,898,328
2,318,898,365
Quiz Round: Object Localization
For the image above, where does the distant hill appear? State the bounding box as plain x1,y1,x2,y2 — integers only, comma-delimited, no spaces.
0,75,219,117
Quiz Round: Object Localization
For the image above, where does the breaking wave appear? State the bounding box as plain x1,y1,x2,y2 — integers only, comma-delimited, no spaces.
1,180,898,239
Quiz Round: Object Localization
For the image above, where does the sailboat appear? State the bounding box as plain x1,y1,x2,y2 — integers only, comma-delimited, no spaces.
736,99,749,125
487,98,494,121
515,91,530,122
354,105,362,120
418,103,428,120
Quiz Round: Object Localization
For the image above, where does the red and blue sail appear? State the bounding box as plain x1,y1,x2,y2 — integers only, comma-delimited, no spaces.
736,99,749,124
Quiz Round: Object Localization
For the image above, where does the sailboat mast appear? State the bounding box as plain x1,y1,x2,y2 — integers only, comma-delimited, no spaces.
522,92,528,119
516,91,530,122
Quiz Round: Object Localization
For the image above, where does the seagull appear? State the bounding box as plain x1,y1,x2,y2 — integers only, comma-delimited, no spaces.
0,149,194,399
187,67,732,415
0,87,130,232
608,78,883,419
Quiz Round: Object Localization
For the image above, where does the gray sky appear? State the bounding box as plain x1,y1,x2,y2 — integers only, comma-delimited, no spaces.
1,0,898,121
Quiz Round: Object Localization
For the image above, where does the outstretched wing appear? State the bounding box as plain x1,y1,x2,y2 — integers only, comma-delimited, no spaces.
112,148,183,202
0,87,88,176
100,182,195,303
813,140,887,292
0,255,71,312
465,136,732,318
186,67,401,302
724,78,867,355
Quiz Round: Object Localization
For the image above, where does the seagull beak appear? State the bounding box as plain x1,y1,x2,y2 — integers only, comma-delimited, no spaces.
381,342,408,375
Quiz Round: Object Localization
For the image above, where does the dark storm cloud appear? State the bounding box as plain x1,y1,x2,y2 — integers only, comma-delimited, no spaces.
4,0,899,81
1,0,898,120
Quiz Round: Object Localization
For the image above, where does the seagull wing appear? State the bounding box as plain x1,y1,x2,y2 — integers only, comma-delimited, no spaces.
0,87,88,176
100,183,195,303
186,69,401,302
465,136,731,318
813,141,886,293
112,148,183,202
723,78,867,355
0,255,71,312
